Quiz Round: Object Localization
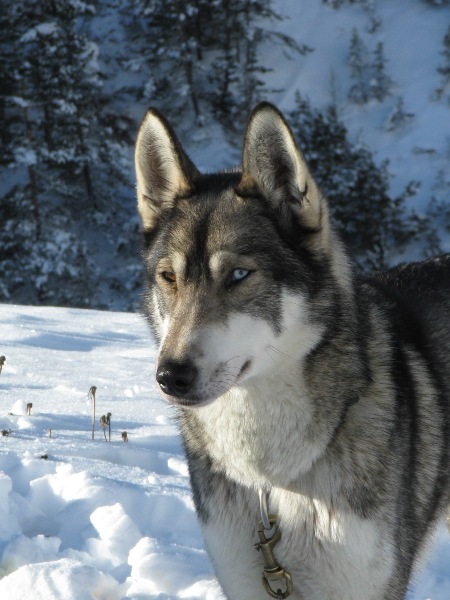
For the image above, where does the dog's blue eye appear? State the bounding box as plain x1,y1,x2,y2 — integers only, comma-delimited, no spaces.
231,268,250,282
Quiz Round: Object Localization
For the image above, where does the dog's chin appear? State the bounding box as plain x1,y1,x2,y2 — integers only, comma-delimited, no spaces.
161,393,221,409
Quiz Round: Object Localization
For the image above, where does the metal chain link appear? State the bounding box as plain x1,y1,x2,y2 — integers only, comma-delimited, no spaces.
255,489,294,599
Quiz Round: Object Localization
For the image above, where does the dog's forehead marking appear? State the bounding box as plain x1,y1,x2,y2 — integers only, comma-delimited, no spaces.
157,251,186,275
209,250,258,277
172,251,186,274
209,251,229,276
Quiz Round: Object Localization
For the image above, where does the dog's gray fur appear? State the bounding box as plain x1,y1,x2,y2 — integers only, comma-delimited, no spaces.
135,102,450,600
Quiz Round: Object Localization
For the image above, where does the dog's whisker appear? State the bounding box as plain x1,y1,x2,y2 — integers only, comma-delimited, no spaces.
267,344,295,361
264,347,280,368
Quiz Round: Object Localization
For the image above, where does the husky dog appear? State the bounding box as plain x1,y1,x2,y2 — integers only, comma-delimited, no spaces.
135,102,450,600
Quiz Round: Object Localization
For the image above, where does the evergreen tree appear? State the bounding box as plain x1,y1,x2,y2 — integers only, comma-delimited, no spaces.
371,42,391,101
209,0,311,130
19,0,102,207
385,97,414,132
436,24,450,101
127,0,209,121
0,186,95,307
348,28,372,104
0,0,132,307
322,0,375,9
0,0,17,169
208,0,271,128
1,0,42,237
348,31,391,104
128,0,310,130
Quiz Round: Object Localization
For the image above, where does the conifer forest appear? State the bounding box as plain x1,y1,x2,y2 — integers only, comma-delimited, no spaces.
1,0,449,310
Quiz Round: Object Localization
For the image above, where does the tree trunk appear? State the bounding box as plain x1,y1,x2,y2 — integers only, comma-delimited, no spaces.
22,80,40,239
77,122,96,209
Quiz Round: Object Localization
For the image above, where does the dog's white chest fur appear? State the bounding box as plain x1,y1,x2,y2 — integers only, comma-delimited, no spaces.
198,394,311,489
202,483,393,600
195,383,394,600
271,490,393,599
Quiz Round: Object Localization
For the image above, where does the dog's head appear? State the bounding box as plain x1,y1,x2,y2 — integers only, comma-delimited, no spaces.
135,103,348,407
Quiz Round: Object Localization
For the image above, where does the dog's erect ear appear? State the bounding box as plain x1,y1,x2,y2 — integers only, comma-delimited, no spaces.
237,102,323,232
135,108,200,231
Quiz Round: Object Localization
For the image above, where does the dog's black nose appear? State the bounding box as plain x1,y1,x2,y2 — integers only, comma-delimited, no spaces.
156,361,198,397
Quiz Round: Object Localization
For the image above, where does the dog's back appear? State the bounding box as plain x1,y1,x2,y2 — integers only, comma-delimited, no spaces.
361,255,450,595
374,254,450,304
371,254,450,366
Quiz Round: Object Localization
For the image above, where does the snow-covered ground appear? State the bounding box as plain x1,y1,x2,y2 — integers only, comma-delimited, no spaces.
0,305,220,599
1,303,450,599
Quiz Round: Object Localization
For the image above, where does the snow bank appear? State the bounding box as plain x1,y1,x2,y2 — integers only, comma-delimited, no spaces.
0,305,221,599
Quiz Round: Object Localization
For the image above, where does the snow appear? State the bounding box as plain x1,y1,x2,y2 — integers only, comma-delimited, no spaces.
0,304,220,599
1,303,450,598
20,22,59,43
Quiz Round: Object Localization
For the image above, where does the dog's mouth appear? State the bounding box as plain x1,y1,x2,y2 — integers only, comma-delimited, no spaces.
237,359,252,380
165,395,214,409
157,359,252,409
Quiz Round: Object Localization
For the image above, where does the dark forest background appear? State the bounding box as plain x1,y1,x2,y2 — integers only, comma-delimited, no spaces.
1,0,449,310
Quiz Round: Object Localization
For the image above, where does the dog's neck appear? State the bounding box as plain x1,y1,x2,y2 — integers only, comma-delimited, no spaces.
181,356,343,493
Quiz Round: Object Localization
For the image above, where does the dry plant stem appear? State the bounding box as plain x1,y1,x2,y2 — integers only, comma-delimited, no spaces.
89,386,97,440
100,415,107,441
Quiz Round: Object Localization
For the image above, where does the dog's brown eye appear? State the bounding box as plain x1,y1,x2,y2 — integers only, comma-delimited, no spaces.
161,271,176,284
